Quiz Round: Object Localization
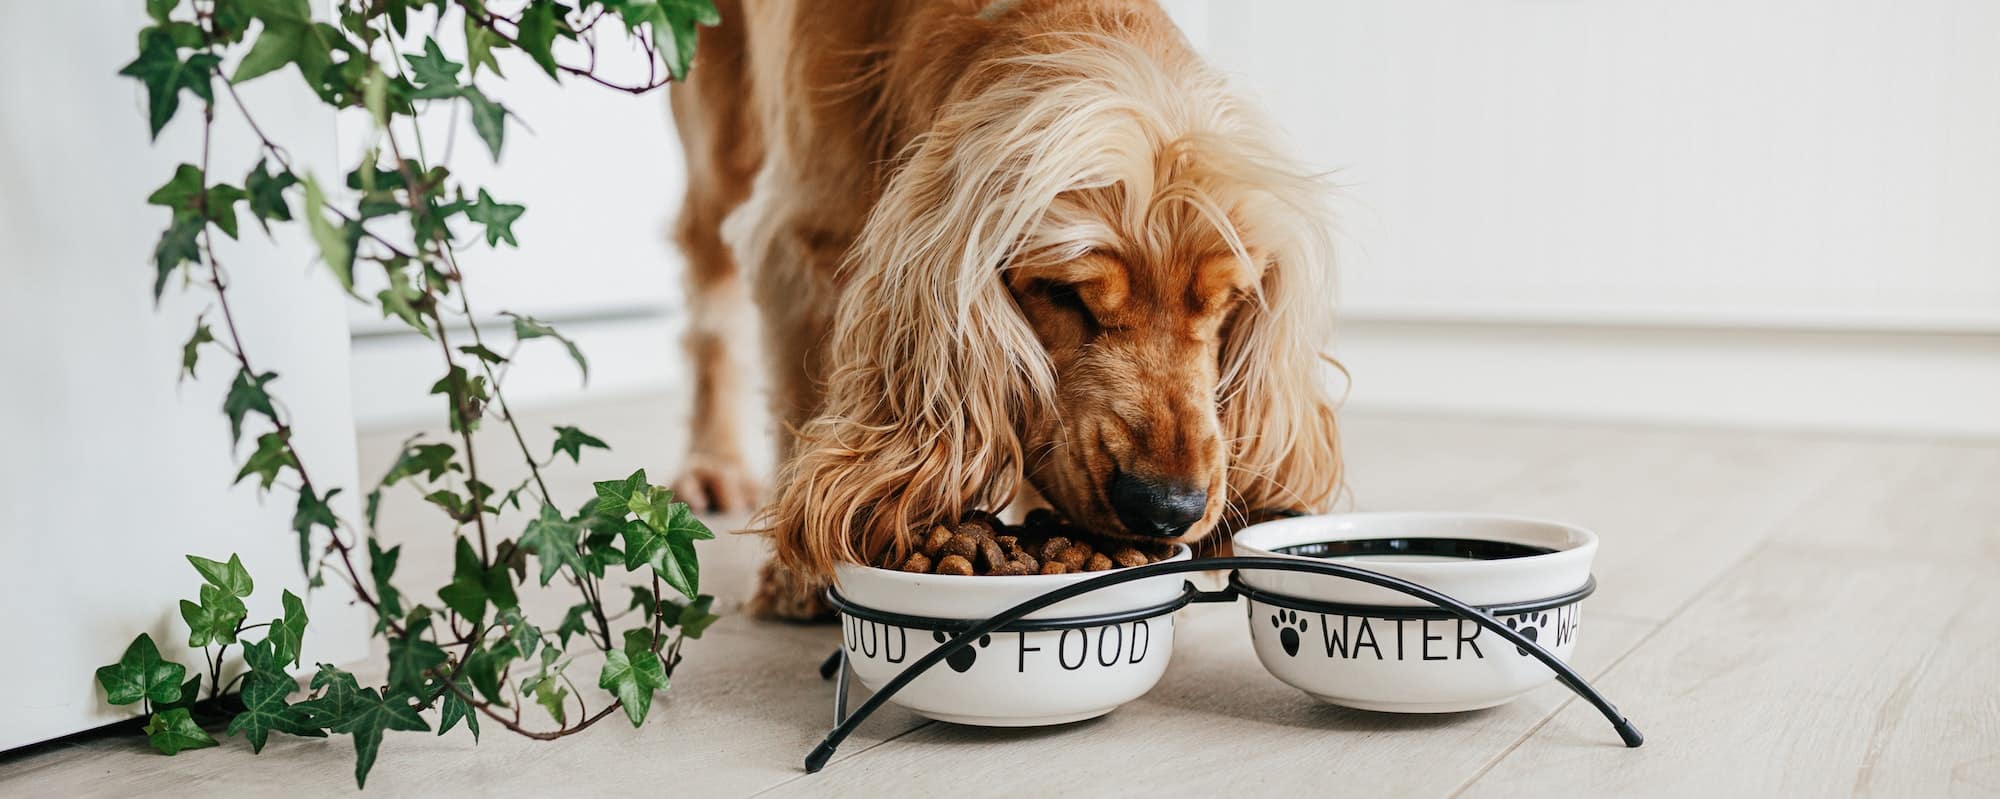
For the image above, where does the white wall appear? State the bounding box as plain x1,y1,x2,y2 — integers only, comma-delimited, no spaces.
0,3,371,749
1206,1,2000,436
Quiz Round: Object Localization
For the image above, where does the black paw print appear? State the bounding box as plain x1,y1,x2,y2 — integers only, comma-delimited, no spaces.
933,630,991,672
1504,611,1549,656
1270,609,1309,657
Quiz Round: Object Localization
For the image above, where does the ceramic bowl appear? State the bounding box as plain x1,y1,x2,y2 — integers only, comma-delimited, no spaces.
829,545,1191,726
1232,513,1596,713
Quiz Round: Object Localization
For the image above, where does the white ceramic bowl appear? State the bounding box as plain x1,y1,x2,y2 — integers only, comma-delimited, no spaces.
1233,513,1596,713
830,545,1191,726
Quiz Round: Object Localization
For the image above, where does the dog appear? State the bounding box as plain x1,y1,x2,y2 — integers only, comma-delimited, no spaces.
667,0,1344,618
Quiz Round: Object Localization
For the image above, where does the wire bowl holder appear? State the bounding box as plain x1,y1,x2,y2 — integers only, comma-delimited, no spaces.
805,556,1643,773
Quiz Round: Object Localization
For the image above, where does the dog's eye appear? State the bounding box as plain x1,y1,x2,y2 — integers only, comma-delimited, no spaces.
1043,282,1095,322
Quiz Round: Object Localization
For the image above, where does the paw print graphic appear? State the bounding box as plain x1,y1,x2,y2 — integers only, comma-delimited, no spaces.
932,629,991,673
1504,611,1549,656
1270,609,1309,657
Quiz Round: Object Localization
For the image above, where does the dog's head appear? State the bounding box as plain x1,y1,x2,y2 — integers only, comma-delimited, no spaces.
762,29,1343,577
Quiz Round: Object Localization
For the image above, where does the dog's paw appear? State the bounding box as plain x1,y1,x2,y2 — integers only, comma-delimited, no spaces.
748,559,837,623
672,453,764,513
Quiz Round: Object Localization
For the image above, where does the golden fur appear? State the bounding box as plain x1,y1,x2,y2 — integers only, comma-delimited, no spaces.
668,0,1344,611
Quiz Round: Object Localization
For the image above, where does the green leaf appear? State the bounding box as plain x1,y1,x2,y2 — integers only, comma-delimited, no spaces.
328,689,428,788
380,439,459,486
619,516,701,600
153,212,204,301
593,469,647,518
268,589,311,667
436,537,516,624
520,504,584,586
302,176,355,293
234,17,303,83
145,708,219,755
516,1,563,79
205,184,247,239
630,486,715,541
292,484,339,544
234,430,299,491
368,538,406,621
155,675,205,714
188,553,253,598
463,645,510,707
245,159,299,228
531,678,569,726
437,674,480,741
375,265,431,337
458,344,508,364
600,629,670,727
464,189,524,247
119,28,221,138
404,37,462,88
670,594,720,639
95,634,188,706
506,312,588,382
179,319,215,382
222,369,278,444
181,582,249,647
464,12,507,79
233,0,333,89
148,0,180,24
600,0,718,80
555,603,593,646
550,426,609,464
385,632,445,696
228,639,325,752
147,164,247,238
461,87,509,160
146,164,204,210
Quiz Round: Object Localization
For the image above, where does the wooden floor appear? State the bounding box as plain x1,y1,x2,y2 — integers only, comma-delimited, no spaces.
6,397,1998,797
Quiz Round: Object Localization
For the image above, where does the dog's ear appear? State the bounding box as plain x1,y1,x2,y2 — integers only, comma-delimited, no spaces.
756,116,1057,580
1217,215,1346,523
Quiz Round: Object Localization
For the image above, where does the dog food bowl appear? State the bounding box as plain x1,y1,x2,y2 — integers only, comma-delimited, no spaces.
1232,512,1597,713
827,544,1193,726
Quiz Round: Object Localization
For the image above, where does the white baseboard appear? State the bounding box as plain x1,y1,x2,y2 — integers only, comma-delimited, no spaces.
1333,319,2000,439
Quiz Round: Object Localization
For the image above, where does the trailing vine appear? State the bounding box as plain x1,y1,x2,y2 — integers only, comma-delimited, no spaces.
97,0,721,787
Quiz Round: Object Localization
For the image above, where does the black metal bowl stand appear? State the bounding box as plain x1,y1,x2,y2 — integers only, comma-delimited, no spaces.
805,556,1644,773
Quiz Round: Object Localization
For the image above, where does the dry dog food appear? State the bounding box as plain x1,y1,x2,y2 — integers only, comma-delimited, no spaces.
879,509,1171,576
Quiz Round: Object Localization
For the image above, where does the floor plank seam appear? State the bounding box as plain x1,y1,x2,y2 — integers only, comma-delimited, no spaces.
745,719,937,797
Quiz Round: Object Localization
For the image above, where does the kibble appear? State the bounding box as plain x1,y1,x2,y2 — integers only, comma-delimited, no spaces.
874,510,1171,576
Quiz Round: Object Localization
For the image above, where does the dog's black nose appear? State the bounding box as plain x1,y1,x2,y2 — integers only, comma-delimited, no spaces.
1109,472,1207,538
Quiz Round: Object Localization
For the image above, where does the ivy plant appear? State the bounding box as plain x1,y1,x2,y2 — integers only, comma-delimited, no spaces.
100,0,721,788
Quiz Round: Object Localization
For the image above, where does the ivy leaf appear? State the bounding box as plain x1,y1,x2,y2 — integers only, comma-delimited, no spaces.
379,439,459,486
145,708,220,755
600,629,670,727
205,184,247,239
227,639,325,752
463,12,508,79
462,645,510,707
555,603,593,646
155,676,205,715
404,37,462,89
593,469,647,518
187,553,254,598
531,678,569,726
302,176,355,293
222,368,278,444
436,537,516,624
234,430,299,491
179,319,215,382
385,630,446,696
233,0,333,87
458,344,508,364
506,312,588,382
375,265,431,337
292,484,339,546
95,634,188,706
119,28,221,138
669,594,720,639
619,516,701,600
437,674,480,741
148,0,179,24
464,189,524,247
630,486,715,541
267,589,311,667
520,503,584,586
181,582,249,647
152,212,204,301
601,0,719,80
145,164,204,210
515,1,563,79
550,425,609,464
326,687,428,788
462,87,508,160
245,159,299,229
368,538,405,622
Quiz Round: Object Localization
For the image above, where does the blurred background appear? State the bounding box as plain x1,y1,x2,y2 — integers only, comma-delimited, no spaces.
4,0,1997,749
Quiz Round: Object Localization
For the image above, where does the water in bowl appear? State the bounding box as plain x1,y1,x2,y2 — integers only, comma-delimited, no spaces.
1274,538,1556,564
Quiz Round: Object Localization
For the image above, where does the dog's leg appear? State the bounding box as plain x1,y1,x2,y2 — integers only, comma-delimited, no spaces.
672,207,763,513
